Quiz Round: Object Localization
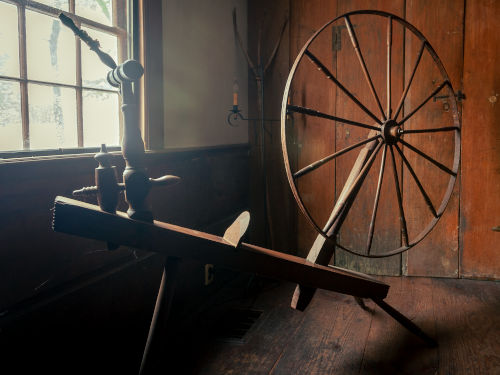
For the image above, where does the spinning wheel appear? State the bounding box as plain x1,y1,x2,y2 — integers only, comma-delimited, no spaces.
52,12,446,368
281,10,460,258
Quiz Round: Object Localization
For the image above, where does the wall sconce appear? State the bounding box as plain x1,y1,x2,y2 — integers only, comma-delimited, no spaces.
226,79,281,127
227,79,246,127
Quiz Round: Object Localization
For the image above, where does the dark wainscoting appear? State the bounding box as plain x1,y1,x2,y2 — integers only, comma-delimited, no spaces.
0,144,249,374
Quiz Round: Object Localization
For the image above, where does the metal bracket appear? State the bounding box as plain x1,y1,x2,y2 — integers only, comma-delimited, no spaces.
227,105,279,127
433,90,466,102
331,25,344,51
332,25,344,51
332,24,357,51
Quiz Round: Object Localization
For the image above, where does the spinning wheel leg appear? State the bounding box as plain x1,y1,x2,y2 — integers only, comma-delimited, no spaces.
354,296,369,311
372,298,437,347
353,295,436,346
292,132,380,310
139,257,180,375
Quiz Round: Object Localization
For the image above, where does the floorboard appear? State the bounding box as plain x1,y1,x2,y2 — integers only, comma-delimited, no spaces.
432,278,500,375
270,291,372,375
190,277,500,375
193,281,305,375
359,277,438,375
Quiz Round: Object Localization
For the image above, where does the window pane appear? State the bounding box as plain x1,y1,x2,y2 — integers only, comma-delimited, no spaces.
76,0,113,26
26,10,76,85
82,89,119,147
0,80,22,151
28,83,77,149
0,2,20,77
33,0,69,11
81,27,117,90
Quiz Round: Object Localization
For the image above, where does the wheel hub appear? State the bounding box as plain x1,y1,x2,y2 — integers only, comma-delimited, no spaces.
380,120,401,144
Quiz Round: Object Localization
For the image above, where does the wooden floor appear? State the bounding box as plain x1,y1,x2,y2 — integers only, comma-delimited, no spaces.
183,276,500,375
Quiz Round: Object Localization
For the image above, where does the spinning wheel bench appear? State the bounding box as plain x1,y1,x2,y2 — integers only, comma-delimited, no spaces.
52,10,462,374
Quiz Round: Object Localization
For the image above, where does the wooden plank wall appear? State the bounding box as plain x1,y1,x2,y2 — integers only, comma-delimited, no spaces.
333,0,405,275
402,0,464,278
460,0,500,279
247,0,296,253
248,0,500,279
289,0,338,256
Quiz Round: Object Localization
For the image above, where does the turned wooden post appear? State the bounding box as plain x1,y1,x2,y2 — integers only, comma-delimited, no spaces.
107,60,181,374
108,60,153,222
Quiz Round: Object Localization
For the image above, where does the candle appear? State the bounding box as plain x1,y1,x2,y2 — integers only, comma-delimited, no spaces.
233,80,239,106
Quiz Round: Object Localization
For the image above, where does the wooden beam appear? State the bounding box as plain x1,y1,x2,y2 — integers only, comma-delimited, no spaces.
53,196,389,300
292,132,380,310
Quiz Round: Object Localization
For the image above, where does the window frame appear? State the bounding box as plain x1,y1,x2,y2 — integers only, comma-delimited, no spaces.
137,0,163,151
0,0,162,159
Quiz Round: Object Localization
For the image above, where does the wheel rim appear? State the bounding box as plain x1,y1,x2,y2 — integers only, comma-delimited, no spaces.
281,10,460,258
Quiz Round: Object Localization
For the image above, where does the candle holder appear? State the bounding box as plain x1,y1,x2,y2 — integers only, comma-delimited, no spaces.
226,104,280,127
227,104,244,126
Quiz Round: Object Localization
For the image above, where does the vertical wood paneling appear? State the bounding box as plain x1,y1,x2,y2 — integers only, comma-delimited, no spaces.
262,0,295,254
289,0,338,257
460,0,500,279
247,0,295,252
250,0,498,280
334,0,404,275
403,0,464,277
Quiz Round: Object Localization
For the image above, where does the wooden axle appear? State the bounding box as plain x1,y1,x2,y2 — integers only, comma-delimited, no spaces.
52,196,389,300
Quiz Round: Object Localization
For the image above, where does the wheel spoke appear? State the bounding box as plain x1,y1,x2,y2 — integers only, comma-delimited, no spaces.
393,41,426,120
294,135,381,179
389,145,409,247
287,104,380,131
401,126,459,134
324,141,383,234
398,80,449,126
366,144,387,254
344,15,386,121
386,16,392,119
399,138,457,176
304,49,382,124
394,144,437,218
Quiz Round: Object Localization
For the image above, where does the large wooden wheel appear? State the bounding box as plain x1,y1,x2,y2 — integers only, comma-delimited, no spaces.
281,10,460,258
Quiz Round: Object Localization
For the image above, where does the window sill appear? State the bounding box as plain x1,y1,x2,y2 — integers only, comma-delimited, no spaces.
0,143,249,169
0,147,122,162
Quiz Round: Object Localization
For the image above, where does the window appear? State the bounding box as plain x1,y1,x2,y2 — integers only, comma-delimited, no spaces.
0,0,132,156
